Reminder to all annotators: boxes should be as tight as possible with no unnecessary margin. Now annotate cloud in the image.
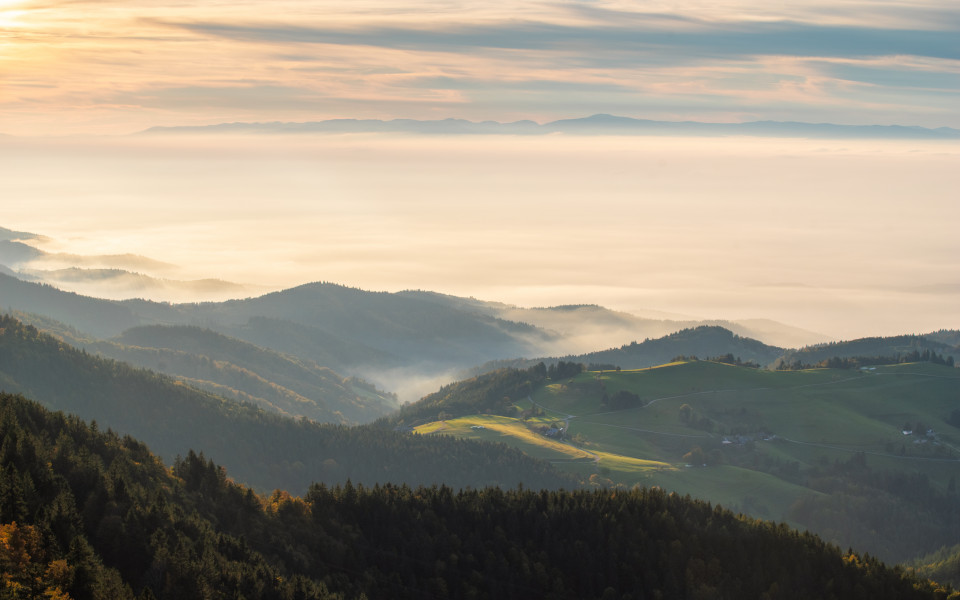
[98,84,330,111]
[165,19,960,62]
[6,1,960,133]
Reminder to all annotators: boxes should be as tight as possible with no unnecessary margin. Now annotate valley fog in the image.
[2,132,958,339]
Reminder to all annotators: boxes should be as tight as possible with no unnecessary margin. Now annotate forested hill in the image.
[780,334,958,368]
[97,324,398,424]
[925,330,960,348]
[0,314,571,494]
[470,325,785,375]
[2,393,954,600]
[386,362,550,427]
[560,326,785,367]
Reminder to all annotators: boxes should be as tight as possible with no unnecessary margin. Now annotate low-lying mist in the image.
[2,132,958,339]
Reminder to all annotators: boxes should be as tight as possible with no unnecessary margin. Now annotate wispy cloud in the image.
[165,18,960,61]
[2,0,959,133]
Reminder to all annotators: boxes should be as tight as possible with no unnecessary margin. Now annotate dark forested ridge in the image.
[2,392,954,600]
[0,314,571,494]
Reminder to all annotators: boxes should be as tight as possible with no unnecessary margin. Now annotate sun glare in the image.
[0,2,26,27]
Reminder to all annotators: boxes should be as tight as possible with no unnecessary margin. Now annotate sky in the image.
[2,0,959,135]
[1,0,959,340]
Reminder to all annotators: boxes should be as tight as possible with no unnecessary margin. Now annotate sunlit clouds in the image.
[1,0,959,135]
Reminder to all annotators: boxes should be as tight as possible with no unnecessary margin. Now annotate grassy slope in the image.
[416,360,960,525]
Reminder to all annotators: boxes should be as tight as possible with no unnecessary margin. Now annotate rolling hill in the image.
[403,358,960,563]
[0,314,572,494]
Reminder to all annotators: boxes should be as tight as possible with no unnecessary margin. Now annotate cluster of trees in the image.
[678,403,715,432]
[602,389,643,410]
[3,391,954,599]
[947,409,960,429]
[547,360,583,380]
[708,353,761,368]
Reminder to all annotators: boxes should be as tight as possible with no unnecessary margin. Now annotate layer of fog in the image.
[2,132,958,340]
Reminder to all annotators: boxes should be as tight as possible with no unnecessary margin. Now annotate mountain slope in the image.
[914,544,960,588]
[2,392,951,600]
[0,272,142,337]
[0,314,571,494]
[101,325,398,423]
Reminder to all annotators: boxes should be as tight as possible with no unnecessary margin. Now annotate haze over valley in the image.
[3,131,958,341]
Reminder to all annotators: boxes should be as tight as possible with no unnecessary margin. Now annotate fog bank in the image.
[2,133,957,339]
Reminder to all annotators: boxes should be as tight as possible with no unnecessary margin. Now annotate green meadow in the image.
[416,360,960,533]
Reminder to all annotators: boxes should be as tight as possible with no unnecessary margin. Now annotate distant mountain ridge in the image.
[141,114,960,139]
[0,234,258,302]
[0,273,556,398]
[399,290,829,350]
